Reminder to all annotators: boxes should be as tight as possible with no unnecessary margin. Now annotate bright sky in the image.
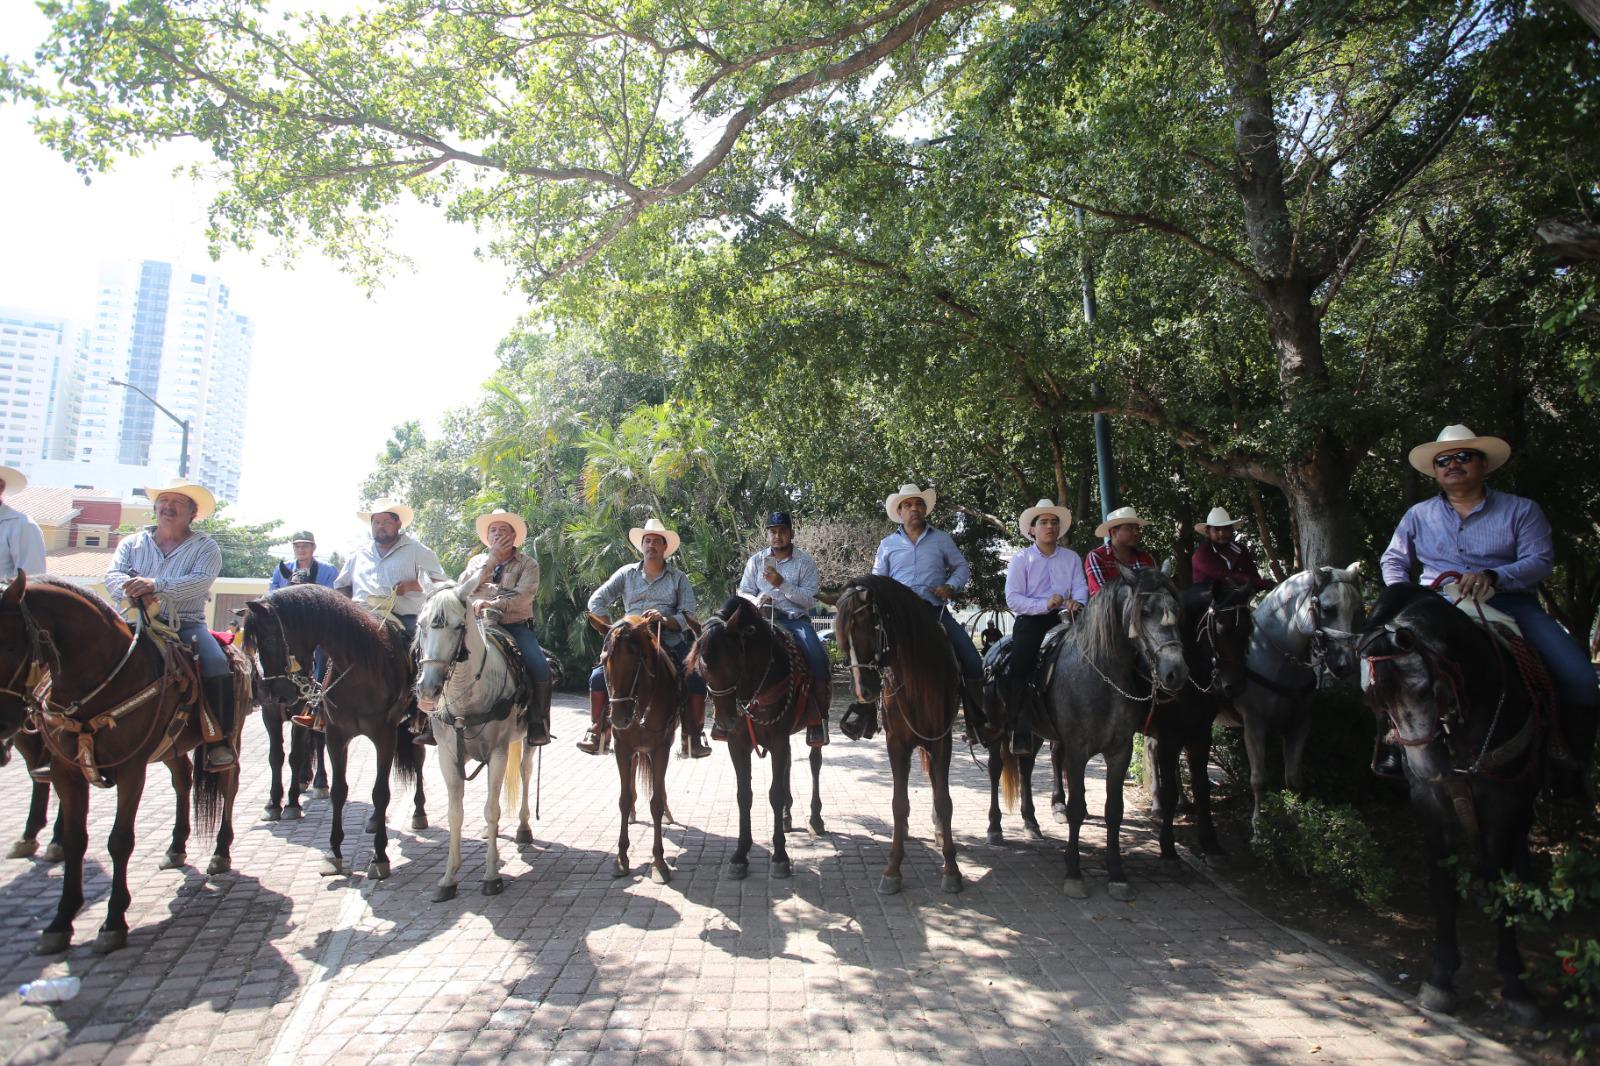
[0,5,531,560]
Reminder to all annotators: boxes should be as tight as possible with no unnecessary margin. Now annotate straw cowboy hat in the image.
[0,466,27,496]
[144,478,216,522]
[1408,424,1511,475]
[356,498,415,529]
[1018,499,1073,539]
[1194,506,1244,535]
[628,517,681,557]
[884,483,936,523]
[1094,506,1148,540]
[475,508,529,548]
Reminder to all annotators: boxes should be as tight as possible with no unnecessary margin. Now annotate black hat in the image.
[766,511,793,529]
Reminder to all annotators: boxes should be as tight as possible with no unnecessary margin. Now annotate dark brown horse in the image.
[689,596,827,881]
[2,730,62,862]
[835,575,963,895]
[587,612,679,883]
[0,573,251,954]
[242,585,425,880]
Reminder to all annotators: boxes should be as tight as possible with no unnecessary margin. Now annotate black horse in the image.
[980,632,1049,846]
[257,688,328,823]
[1360,582,1546,1022]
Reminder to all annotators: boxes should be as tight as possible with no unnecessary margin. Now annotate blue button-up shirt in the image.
[873,526,970,607]
[587,562,698,646]
[1005,543,1088,616]
[335,534,448,617]
[738,546,821,619]
[1380,489,1553,594]
[268,558,339,591]
[104,527,222,626]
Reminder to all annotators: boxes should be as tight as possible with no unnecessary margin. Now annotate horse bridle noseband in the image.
[252,607,346,713]
[601,621,662,732]
[841,592,898,706]
[702,608,805,729]
[1187,600,1250,695]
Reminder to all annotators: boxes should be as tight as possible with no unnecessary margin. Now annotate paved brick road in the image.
[0,695,1519,1064]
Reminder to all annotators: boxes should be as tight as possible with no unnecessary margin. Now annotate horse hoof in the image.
[1061,877,1088,900]
[1505,997,1542,1027]
[877,874,903,896]
[650,863,671,885]
[159,850,186,870]
[42,843,64,863]
[433,884,458,902]
[310,787,329,800]
[261,806,281,822]
[364,814,380,834]
[941,873,963,894]
[1107,881,1135,902]
[366,861,391,881]
[1025,824,1044,841]
[93,929,128,954]
[7,839,38,859]
[808,818,828,836]
[1418,982,1458,1014]
[772,859,792,879]
[35,931,70,955]
[515,826,534,845]
[282,806,304,821]
[411,814,428,832]
[1052,804,1068,824]
[727,861,749,881]
[986,830,1004,846]
[205,856,231,876]
[612,859,630,879]
[319,855,345,877]
[482,877,504,897]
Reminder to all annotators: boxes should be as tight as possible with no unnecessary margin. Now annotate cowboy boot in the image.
[960,676,989,745]
[684,693,712,758]
[1370,728,1405,782]
[577,689,607,755]
[807,708,830,748]
[526,679,553,747]
[202,676,238,772]
[1009,682,1038,755]
[839,701,877,742]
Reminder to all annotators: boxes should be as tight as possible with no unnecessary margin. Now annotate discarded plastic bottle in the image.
[18,976,80,1003]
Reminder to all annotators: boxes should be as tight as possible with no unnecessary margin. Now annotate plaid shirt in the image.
[1084,544,1157,598]
[104,526,222,626]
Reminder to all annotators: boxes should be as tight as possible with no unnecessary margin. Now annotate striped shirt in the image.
[334,534,448,617]
[1084,544,1157,597]
[872,526,970,607]
[104,526,222,626]
[1006,543,1089,616]
[1380,489,1552,593]
[587,562,698,646]
[738,546,821,619]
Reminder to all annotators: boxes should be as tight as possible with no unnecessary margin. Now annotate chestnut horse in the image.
[834,575,963,895]
[588,612,680,883]
[0,573,250,954]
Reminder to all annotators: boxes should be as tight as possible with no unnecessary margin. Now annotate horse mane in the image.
[685,595,758,675]
[837,574,957,696]
[1364,582,1506,720]
[1076,569,1180,666]
[419,587,516,706]
[257,584,412,690]
[29,575,131,636]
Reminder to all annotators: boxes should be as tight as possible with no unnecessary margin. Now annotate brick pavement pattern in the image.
[0,695,1521,1064]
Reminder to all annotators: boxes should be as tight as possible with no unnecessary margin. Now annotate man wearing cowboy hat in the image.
[104,479,236,771]
[580,518,709,758]
[1380,424,1597,783]
[269,531,338,591]
[864,483,987,741]
[737,511,830,747]
[458,509,553,747]
[1000,499,1088,753]
[1084,506,1158,597]
[0,465,46,580]
[1191,507,1275,592]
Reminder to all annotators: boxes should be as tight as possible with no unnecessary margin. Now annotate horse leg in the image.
[1186,734,1224,857]
[95,762,149,953]
[367,735,394,881]
[879,739,913,895]
[515,739,534,844]
[321,737,350,877]
[929,738,962,893]
[1418,820,1463,1015]
[434,731,465,902]
[1104,740,1135,901]
[161,755,192,869]
[807,745,826,836]
[986,740,1005,845]
[1242,708,1273,839]
[1020,747,1042,839]
[411,745,429,831]
[312,730,329,796]
[769,741,793,879]
[648,743,671,884]
[1486,797,1540,1024]
[1152,729,1182,861]
[208,762,240,876]
[284,721,308,818]
[1281,709,1312,796]
[10,779,49,858]
[614,745,634,878]
[39,771,89,954]
[728,741,754,880]
[263,713,285,821]
[481,746,506,896]
[1061,756,1089,899]
[1050,741,1067,823]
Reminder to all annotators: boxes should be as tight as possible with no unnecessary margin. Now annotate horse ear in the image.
[245,599,269,617]
[1340,561,1362,582]
[1126,590,1142,640]
[585,612,611,635]
[1114,561,1136,582]
[2,571,24,604]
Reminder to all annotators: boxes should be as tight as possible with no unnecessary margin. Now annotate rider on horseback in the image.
[102,479,235,771]
[1083,507,1157,597]
[579,518,710,759]
[0,465,46,580]
[1191,507,1276,592]
[736,510,830,747]
[458,509,553,748]
[999,499,1086,755]
[1378,424,1599,786]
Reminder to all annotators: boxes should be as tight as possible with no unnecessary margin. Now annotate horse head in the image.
[1184,580,1254,699]
[1359,583,1461,782]
[688,596,765,711]
[415,584,471,712]
[0,573,37,745]
[1309,562,1365,678]
[242,597,308,707]
[596,614,670,731]
[1124,570,1188,694]
[835,581,888,705]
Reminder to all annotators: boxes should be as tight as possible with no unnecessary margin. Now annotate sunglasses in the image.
[1432,450,1484,469]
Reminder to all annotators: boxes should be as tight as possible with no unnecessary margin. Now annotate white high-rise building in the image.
[76,261,254,503]
[0,308,85,468]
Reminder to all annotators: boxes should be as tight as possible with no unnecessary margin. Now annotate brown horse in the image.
[0,573,251,954]
[587,612,679,883]
[2,730,62,861]
[242,585,425,880]
[834,575,963,895]
[689,596,827,881]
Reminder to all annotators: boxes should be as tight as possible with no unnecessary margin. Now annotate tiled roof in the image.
[42,547,116,579]
[6,486,84,526]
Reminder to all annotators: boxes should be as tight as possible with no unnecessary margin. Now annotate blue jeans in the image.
[590,638,705,694]
[396,613,417,642]
[940,606,984,683]
[777,616,830,688]
[177,621,231,678]
[1489,592,1600,708]
[503,621,552,683]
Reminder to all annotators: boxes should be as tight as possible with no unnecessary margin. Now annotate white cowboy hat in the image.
[884,483,937,523]
[475,508,528,548]
[1408,424,1511,474]
[1018,499,1073,539]
[628,517,681,557]
[0,466,27,496]
[1094,505,1148,539]
[1194,506,1244,535]
[145,478,217,522]
[356,498,415,529]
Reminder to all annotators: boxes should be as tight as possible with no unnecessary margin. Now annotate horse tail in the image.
[634,752,654,803]
[192,750,224,839]
[391,719,422,786]
[1001,752,1020,813]
[504,738,525,813]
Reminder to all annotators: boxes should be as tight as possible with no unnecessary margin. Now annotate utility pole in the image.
[1077,208,1117,519]
[108,378,190,478]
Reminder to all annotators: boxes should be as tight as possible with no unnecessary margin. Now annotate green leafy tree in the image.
[194,506,284,578]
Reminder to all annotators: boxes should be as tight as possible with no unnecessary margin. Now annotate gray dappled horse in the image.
[1036,568,1188,901]
[415,585,534,902]
[1230,563,1364,832]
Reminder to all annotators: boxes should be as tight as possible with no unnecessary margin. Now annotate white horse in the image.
[415,585,534,901]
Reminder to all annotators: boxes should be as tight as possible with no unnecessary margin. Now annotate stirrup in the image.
[687,733,712,759]
[526,719,551,747]
[839,702,877,742]
[1008,730,1033,756]
[807,723,829,748]
[577,727,604,755]
[205,743,238,773]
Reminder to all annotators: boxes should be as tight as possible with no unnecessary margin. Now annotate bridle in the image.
[1083,583,1185,705]
[250,606,346,715]
[1187,599,1251,695]
[839,590,898,707]
[701,606,807,730]
[601,621,659,732]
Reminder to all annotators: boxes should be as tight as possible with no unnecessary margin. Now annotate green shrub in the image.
[1252,790,1394,909]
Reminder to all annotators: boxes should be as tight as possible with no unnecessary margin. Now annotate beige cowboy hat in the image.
[356,498,415,529]
[884,483,937,523]
[0,466,27,496]
[1018,498,1073,539]
[144,478,217,521]
[628,517,681,557]
[1408,424,1511,475]
[1194,506,1245,535]
[1094,505,1148,540]
[475,508,528,548]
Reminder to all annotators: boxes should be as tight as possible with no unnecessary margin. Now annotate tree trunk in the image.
[1282,471,1363,570]
[1562,0,1600,40]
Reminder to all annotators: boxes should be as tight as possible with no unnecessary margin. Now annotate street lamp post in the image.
[108,378,190,478]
